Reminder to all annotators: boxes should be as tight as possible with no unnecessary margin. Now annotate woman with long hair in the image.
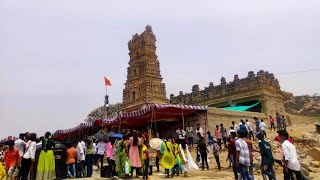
[128,131,142,178]
[36,132,55,180]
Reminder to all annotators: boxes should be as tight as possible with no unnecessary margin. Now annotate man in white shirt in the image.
[231,121,238,133]
[77,140,86,178]
[186,124,194,147]
[196,124,204,138]
[235,130,251,180]
[245,119,254,140]
[228,126,236,136]
[20,133,37,180]
[15,133,26,158]
[259,119,267,138]
[177,127,186,144]
[95,140,106,169]
[278,130,307,180]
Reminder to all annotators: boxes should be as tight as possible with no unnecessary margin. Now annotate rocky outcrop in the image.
[283,92,320,116]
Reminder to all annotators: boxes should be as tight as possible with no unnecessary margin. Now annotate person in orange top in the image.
[66,142,77,179]
[4,140,21,179]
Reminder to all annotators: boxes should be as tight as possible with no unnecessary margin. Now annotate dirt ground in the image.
[87,116,320,180]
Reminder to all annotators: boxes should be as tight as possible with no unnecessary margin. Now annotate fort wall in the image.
[170,70,286,116]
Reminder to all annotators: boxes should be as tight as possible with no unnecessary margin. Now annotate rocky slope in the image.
[283,92,320,116]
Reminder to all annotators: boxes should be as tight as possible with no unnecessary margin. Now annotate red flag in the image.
[104,76,112,86]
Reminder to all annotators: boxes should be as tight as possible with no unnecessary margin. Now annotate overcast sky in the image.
[1,0,319,138]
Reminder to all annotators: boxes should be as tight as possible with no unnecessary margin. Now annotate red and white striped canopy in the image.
[0,136,18,144]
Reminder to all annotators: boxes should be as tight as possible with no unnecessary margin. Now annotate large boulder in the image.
[308,148,320,161]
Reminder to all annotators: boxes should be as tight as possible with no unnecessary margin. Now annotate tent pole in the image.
[182,110,185,130]
[150,106,154,130]
[154,110,157,137]
[119,113,122,133]
[154,109,158,138]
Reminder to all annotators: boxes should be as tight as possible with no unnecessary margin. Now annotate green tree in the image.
[85,103,122,123]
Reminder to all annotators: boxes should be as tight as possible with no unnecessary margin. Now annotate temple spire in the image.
[123,26,168,108]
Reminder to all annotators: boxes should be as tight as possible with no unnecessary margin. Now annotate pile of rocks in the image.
[300,148,320,179]
[296,130,320,179]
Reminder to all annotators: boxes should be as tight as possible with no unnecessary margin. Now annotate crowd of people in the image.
[0,112,307,180]
[0,132,56,180]
[178,113,306,180]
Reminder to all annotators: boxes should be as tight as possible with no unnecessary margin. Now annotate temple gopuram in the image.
[122,25,168,110]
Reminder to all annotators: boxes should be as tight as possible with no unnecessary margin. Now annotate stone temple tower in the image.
[122,25,168,108]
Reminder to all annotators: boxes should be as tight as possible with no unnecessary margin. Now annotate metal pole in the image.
[119,113,122,133]
[182,110,185,130]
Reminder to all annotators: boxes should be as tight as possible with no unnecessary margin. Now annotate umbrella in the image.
[106,132,114,137]
[111,134,123,139]
[149,138,164,151]
[94,131,109,141]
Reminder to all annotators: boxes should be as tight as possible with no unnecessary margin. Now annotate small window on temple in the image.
[136,52,139,56]
[132,91,136,101]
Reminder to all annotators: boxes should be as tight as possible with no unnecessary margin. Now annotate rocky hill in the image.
[283,92,320,116]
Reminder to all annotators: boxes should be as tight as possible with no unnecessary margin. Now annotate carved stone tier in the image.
[170,70,285,116]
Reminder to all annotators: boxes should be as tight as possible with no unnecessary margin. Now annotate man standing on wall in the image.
[186,123,194,148]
